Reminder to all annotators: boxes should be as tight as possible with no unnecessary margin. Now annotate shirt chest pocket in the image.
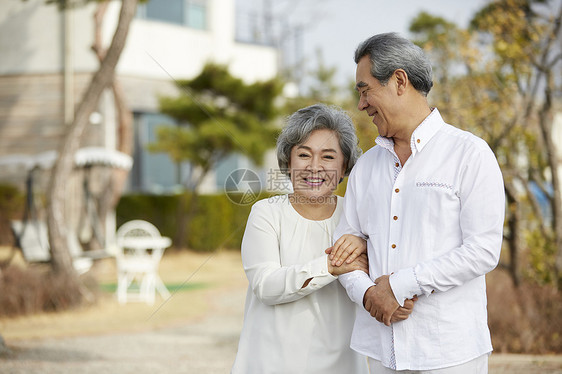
[413,179,460,225]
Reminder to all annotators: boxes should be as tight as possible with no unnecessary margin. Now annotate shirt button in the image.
[395,188,399,193]
[417,139,421,143]
[391,244,396,249]
[395,162,399,167]
[393,216,398,221]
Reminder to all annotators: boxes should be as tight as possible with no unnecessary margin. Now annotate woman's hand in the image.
[328,253,369,276]
[327,234,367,267]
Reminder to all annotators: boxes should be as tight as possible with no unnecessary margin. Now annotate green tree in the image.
[409,0,562,287]
[149,63,283,248]
[470,0,562,287]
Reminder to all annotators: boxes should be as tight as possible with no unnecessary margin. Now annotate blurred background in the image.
[0,0,560,366]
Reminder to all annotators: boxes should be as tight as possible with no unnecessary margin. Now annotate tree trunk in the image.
[46,0,138,277]
[97,81,134,237]
[0,333,8,355]
[504,182,521,287]
[174,165,212,248]
[91,1,134,248]
[536,69,562,288]
[535,5,562,289]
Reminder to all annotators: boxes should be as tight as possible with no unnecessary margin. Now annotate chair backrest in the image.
[116,220,161,240]
[11,219,50,262]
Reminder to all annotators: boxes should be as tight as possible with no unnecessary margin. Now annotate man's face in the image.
[355,55,396,138]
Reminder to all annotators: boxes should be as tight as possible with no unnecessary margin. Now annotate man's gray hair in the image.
[277,103,361,177]
[354,32,433,96]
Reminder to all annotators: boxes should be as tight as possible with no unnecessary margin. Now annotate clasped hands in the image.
[326,234,416,326]
[363,275,417,326]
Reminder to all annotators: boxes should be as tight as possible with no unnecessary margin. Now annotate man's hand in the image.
[363,275,400,326]
[390,296,417,323]
[328,253,369,276]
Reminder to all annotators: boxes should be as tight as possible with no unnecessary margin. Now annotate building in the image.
[0,0,280,194]
[0,0,283,248]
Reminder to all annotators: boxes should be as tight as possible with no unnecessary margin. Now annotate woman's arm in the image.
[242,202,338,306]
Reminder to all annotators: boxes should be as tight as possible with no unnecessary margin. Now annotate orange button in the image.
[391,244,396,249]
[395,188,399,193]
[393,216,398,221]
[395,162,399,167]
[417,139,421,143]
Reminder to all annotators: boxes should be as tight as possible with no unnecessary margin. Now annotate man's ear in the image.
[394,69,408,96]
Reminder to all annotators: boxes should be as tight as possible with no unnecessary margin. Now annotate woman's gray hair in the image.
[354,32,433,96]
[276,103,361,177]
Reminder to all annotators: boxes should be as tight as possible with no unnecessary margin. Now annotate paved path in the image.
[1,282,561,373]
[0,280,245,374]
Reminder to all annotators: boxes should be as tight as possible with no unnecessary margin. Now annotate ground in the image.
[0,250,561,373]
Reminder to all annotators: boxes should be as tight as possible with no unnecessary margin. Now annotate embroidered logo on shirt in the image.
[415,181,454,190]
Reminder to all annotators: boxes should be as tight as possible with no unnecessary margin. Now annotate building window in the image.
[138,0,207,30]
[130,112,191,193]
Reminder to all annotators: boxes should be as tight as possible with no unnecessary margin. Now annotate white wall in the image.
[115,0,278,82]
[0,0,277,83]
[0,0,97,75]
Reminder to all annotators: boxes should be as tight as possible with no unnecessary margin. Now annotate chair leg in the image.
[140,273,156,305]
[155,277,171,299]
[117,272,128,304]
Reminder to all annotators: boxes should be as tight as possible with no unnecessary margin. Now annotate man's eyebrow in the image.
[355,81,368,91]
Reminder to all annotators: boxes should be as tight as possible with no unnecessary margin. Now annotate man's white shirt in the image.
[336,109,505,371]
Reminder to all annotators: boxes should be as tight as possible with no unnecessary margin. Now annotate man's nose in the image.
[357,95,368,111]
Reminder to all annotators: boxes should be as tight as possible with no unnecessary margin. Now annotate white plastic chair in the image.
[115,220,171,304]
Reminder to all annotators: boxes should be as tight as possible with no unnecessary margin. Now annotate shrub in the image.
[116,192,264,251]
[0,265,84,317]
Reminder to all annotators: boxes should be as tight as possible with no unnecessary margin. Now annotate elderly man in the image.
[333,32,505,373]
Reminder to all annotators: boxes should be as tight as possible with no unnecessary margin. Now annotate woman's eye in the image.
[298,153,310,158]
[324,155,335,160]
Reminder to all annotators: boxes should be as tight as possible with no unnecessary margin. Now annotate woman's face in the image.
[289,128,346,202]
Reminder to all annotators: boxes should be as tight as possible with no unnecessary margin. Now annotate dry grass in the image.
[0,248,246,341]
[487,268,562,354]
[2,245,561,356]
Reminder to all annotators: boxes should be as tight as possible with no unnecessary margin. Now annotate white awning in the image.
[0,148,133,171]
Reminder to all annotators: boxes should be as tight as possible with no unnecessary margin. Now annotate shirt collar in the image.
[375,108,445,156]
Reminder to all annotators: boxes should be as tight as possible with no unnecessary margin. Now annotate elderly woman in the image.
[231,104,370,373]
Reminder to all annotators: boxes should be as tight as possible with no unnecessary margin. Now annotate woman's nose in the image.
[307,155,322,171]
